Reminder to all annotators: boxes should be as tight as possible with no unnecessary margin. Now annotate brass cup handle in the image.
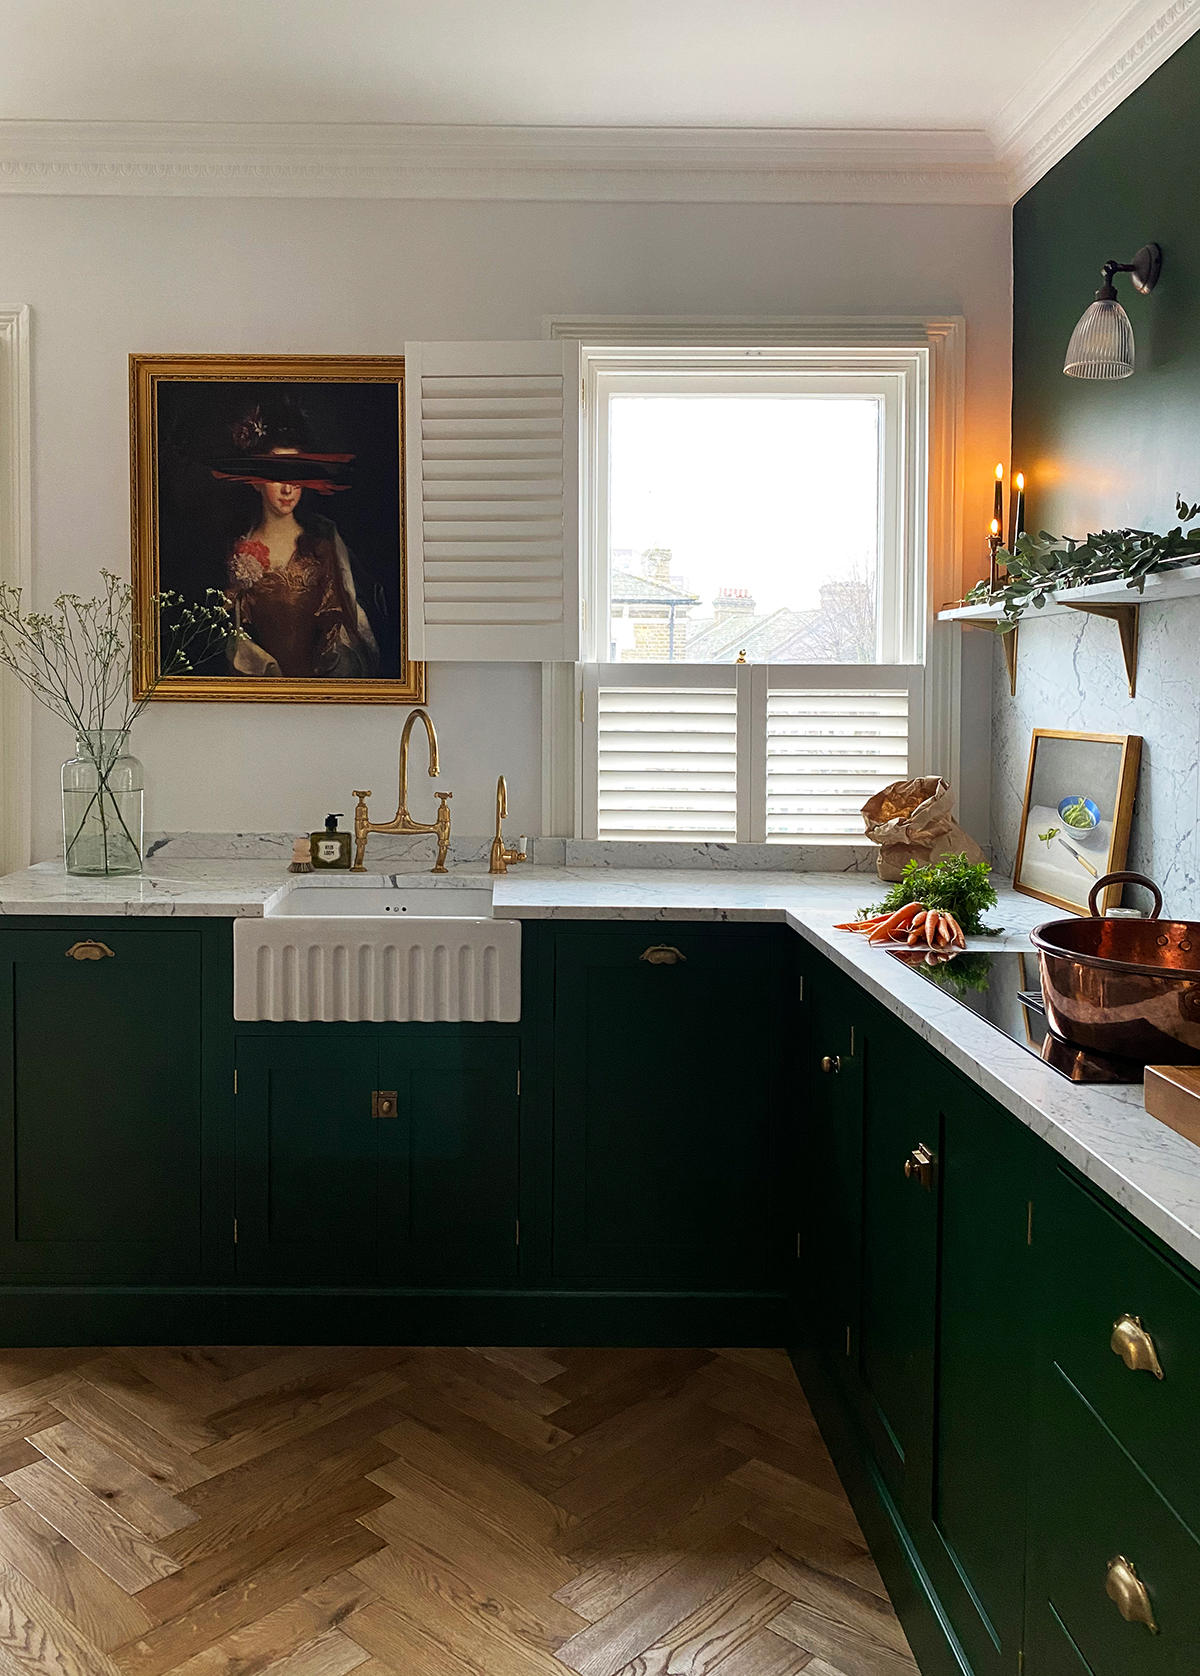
[65,941,115,961]
[371,1090,397,1118]
[640,945,686,966]
[1111,1313,1164,1379]
[904,1143,936,1191]
[821,1055,842,1074]
[1106,1555,1159,1633]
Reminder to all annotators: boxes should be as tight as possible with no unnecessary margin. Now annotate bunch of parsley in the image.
[865,853,1001,936]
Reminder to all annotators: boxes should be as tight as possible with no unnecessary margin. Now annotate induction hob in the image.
[888,947,1145,1084]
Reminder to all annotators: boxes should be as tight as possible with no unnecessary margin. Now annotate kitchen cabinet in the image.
[234,1032,519,1287]
[0,924,210,1285]
[549,922,790,1288]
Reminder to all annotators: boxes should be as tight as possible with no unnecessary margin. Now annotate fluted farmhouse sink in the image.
[233,877,520,1023]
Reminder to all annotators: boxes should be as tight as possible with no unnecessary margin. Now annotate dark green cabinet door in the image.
[0,927,203,1284]
[234,1037,382,1285]
[927,1064,1036,1676]
[799,959,864,1395]
[552,925,782,1286]
[855,1008,940,1516]
[379,1036,519,1285]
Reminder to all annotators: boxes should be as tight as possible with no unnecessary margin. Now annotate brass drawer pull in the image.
[1106,1555,1159,1633]
[640,945,686,966]
[1111,1314,1164,1379]
[904,1143,936,1191]
[371,1090,397,1118]
[65,941,115,961]
[821,1055,841,1074]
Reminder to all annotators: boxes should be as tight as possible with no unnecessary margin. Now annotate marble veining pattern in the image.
[990,596,1200,915]
[3,858,1199,1274]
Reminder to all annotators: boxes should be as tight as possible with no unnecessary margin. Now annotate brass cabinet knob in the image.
[821,1055,841,1074]
[65,940,114,961]
[640,945,686,966]
[1110,1314,1164,1379]
[904,1143,936,1190]
[1106,1555,1159,1633]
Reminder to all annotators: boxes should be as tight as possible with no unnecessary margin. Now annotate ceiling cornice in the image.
[0,5,1193,208]
[995,0,1200,199]
[0,120,1008,204]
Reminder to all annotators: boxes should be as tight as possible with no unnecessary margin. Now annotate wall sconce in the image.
[1064,243,1161,379]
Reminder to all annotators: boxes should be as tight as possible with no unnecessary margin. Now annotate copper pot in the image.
[1032,872,1200,1065]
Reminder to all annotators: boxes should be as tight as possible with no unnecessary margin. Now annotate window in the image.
[578,343,930,844]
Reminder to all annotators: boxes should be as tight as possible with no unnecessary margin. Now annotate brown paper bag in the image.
[861,776,988,882]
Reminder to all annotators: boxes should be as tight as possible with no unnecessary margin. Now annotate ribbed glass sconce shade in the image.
[1064,298,1135,378]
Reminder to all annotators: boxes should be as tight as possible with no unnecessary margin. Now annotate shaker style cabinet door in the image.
[550,924,782,1287]
[377,1036,520,1286]
[0,926,204,1284]
[234,1037,383,1286]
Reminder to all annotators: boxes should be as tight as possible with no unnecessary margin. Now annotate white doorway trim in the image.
[0,305,32,875]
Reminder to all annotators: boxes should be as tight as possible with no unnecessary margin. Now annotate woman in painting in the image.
[211,399,380,679]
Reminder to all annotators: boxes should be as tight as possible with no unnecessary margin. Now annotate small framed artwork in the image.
[1013,729,1142,914]
[130,353,425,703]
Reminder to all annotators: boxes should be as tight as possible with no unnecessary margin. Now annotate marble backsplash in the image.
[989,593,1200,917]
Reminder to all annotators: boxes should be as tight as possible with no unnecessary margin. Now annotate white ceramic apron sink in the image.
[233,878,521,1023]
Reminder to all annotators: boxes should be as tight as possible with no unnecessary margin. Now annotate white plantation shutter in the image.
[764,669,922,842]
[405,341,581,661]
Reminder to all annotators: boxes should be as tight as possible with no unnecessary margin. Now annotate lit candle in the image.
[993,463,1005,541]
[989,517,1002,590]
[1014,472,1026,541]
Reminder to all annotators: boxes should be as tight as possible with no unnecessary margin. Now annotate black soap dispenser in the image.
[310,813,351,871]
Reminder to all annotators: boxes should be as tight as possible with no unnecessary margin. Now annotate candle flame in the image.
[995,463,1004,480]
[990,518,1000,536]
[1016,472,1025,491]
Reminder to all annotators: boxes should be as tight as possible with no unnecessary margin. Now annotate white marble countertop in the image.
[4,858,1199,1275]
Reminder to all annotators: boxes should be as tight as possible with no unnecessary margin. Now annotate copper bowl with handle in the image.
[1031,872,1200,1065]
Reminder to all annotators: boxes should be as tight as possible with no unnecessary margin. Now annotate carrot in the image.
[924,909,939,946]
[868,902,924,944]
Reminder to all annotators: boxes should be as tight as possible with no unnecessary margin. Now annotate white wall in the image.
[0,194,1011,858]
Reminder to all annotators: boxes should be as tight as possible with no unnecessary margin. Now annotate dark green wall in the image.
[1013,32,1200,537]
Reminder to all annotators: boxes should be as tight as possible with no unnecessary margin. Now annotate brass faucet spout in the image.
[351,708,452,874]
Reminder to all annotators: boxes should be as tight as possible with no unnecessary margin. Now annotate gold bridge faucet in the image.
[489,775,527,875]
[351,708,452,874]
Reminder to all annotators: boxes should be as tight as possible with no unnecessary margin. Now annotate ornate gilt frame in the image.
[130,353,425,704]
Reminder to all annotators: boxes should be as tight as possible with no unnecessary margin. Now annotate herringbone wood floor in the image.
[0,1345,917,1676]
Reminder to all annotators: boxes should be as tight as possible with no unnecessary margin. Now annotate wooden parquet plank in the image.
[48,1386,213,1495]
[0,1461,179,1592]
[31,1422,199,1539]
[340,1599,475,1676]
[553,1397,725,1522]
[710,1352,796,1386]
[418,1369,572,1452]
[112,1521,384,1676]
[726,1461,863,1545]
[714,1424,847,1500]
[77,1360,220,1455]
[610,1573,792,1676]
[0,1501,155,1652]
[373,1418,568,1550]
[194,1371,409,1477]
[347,1547,569,1676]
[737,1505,875,1596]
[754,1553,912,1657]
[702,1386,824,1456]
[0,1353,88,1396]
[557,1442,747,1565]
[415,1349,570,1417]
[253,1628,369,1676]
[201,1351,352,1414]
[471,1347,568,1384]
[161,1569,377,1676]
[114,1352,236,1419]
[554,1482,759,1624]
[390,1385,566,1491]
[708,1628,812,1675]
[555,1524,776,1676]
[547,1351,716,1438]
[769,1602,919,1676]
[0,1445,40,1479]
[0,1553,125,1676]
[0,1376,80,1450]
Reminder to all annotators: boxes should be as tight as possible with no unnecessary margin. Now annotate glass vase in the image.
[61,730,144,876]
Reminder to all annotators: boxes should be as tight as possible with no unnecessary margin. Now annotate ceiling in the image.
[0,0,1193,202]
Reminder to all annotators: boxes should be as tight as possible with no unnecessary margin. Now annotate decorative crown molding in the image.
[0,120,1008,204]
[995,0,1200,198]
[0,4,1194,207]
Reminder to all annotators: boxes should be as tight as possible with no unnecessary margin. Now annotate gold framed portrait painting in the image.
[1013,729,1142,914]
[131,354,424,703]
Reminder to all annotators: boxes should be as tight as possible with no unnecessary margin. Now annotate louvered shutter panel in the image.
[765,682,912,841]
[405,341,581,661]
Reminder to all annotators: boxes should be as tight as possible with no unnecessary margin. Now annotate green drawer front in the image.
[1041,1166,1200,1534]
[1027,1364,1200,1675]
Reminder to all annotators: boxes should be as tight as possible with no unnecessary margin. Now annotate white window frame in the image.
[540,318,965,844]
[0,306,32,875]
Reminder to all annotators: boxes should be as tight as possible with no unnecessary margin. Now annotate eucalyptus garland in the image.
[964,494,1200,630]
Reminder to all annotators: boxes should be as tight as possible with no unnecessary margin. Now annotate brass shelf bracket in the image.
[1063,601,1139,697]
